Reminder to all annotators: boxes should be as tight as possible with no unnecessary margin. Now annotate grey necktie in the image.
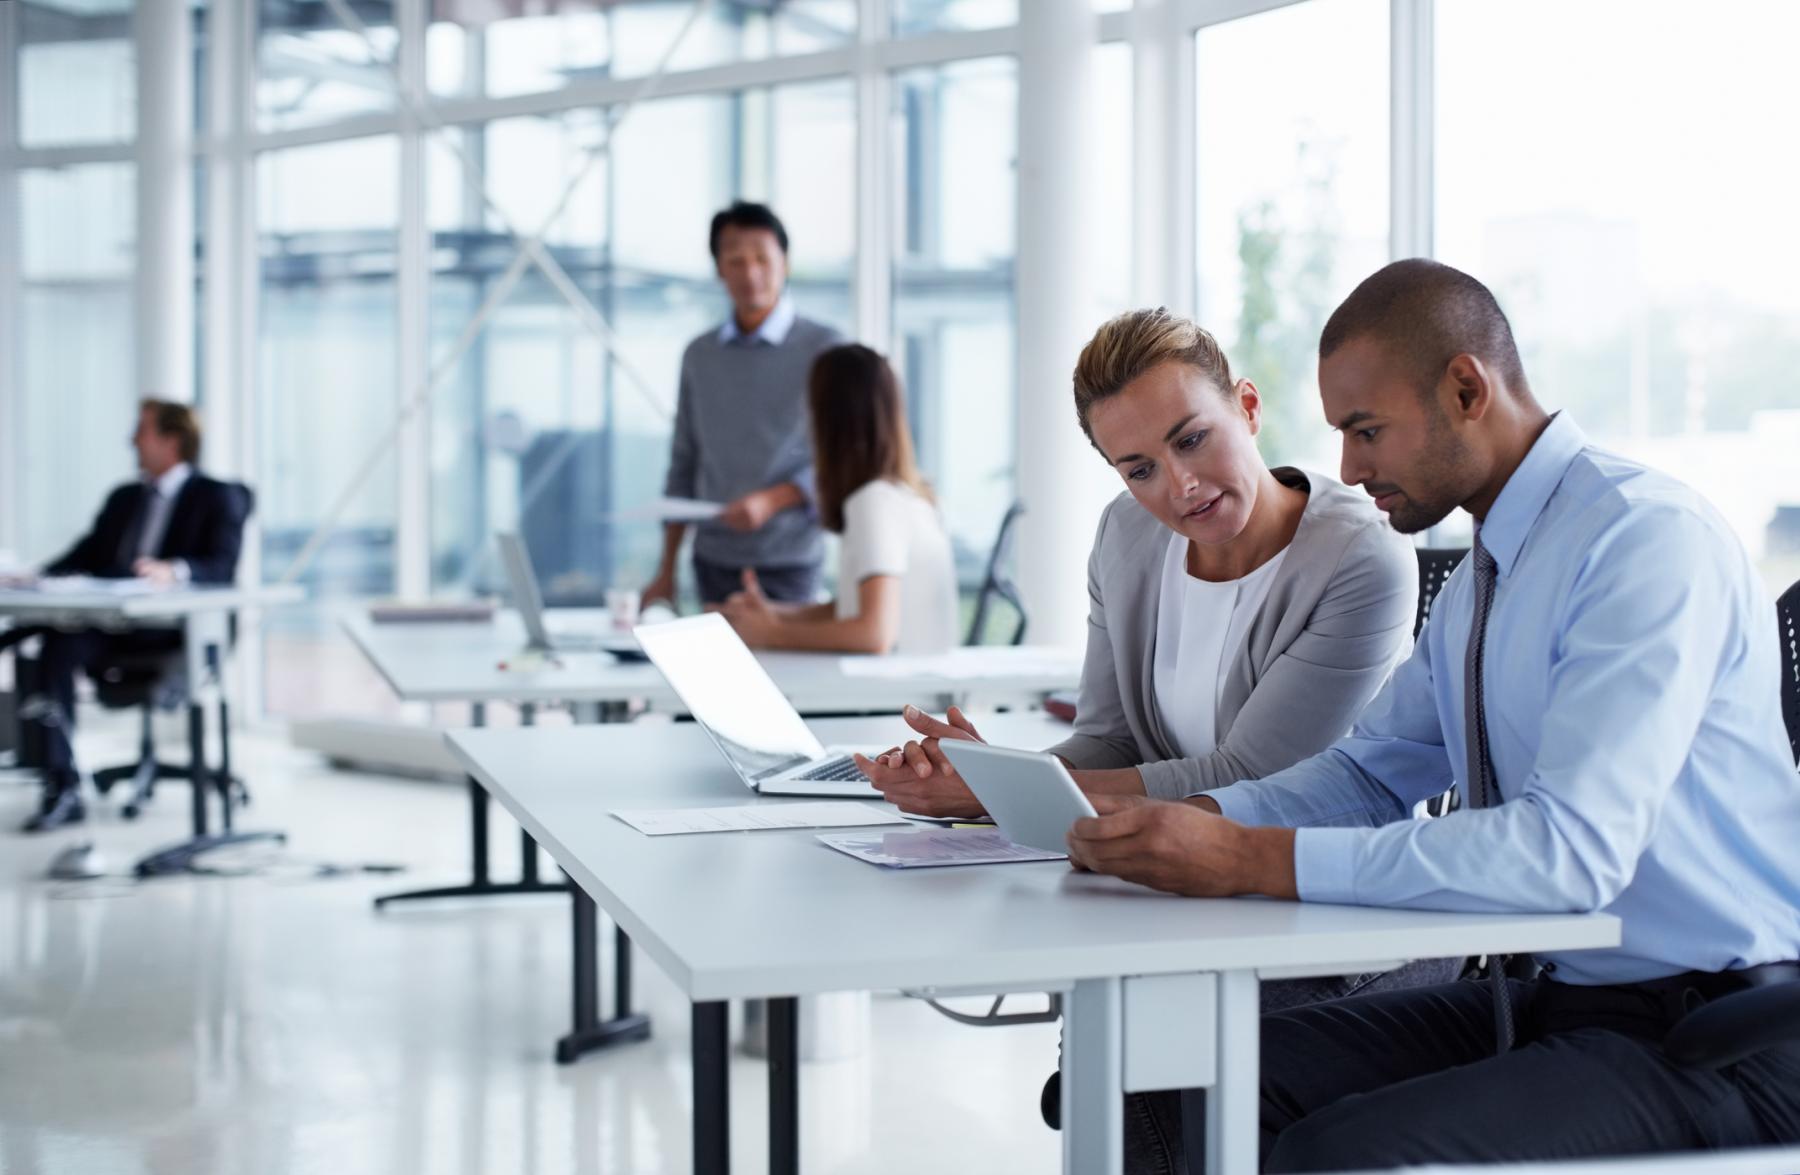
[1464,533,1515,1052]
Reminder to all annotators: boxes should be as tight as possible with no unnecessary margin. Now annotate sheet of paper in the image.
[608,496,725,524]
[835,646,1081,681]
[34,576,162,596]
[817,826,1067,868]
[614,801,909,837]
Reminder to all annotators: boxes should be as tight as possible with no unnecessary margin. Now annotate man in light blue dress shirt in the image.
[1068,260,1800,1169]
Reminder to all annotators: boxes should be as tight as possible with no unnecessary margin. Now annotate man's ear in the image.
[1442,353,1495,423]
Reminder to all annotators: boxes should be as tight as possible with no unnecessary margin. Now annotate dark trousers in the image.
[29,628,181,782]
[692,556,820,607]
[1134,972,1800,1173]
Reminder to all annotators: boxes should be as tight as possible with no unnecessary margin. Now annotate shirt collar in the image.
[148,462,192,500]
[1473,412,1585,577]
[718,296,796,347]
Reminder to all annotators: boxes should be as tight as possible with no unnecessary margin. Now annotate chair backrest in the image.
[226,480,256,521]
[966,500,1028,647]
[1778,579,1800,766]
[1414,547,1467,638]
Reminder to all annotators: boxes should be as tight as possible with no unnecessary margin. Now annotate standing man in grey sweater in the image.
[643,202,845,608]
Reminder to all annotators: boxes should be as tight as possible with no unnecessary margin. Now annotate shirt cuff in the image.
[1293,828,1362,904]
[1201,782,1261,824]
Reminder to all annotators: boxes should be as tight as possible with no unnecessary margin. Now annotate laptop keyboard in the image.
[792,756,868,783]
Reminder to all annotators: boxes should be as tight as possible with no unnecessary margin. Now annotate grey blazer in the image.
[1045,468,1418,799]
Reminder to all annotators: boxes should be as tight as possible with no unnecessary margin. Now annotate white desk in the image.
[0,583,302,854]
[344,608,1081,1063]
[343,609,1080,712]
[448,718,1622,1175]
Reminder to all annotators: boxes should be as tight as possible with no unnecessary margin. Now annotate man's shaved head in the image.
[1319,258,1527,396]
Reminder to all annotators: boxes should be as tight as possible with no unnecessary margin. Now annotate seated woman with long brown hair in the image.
[720,343,958,655]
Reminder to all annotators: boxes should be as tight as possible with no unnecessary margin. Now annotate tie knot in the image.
[1472,536,1497,579]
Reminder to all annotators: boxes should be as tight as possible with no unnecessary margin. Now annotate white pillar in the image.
[203,0,243,474]
[394,0,431,600]
[1015,0,1105,646]
[135,0,195,402]
[1129,0,1186,311]
[852,0,893,352]
[1389,0,1434,260]
[0,2,20,557]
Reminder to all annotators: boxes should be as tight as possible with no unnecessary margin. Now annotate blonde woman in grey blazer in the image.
[859,308,1417,818]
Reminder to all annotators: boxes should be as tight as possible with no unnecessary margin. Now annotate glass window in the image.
[256,0,397,132]
[13,164,137,566]
[426,81,854,608]
[892,0,1016,36]
[1436,0,1800,590]
[1194,0,1389,472]
[892,57,1018,612]
[17,0,137,147]
[425,0,855,101]
[256,136,401,718]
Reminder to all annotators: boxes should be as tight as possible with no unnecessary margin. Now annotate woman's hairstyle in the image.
[807,343,930,533]
[1071,308,1235,449]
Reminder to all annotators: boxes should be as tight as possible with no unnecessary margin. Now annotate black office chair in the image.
[1414,547,1467,639]
[1416,548,1467,818]
[90,482,256,822]
[1778,578,1799,766]
[966,501,1028,647]
[90,654,219,818]
[1662,577,1800,1070]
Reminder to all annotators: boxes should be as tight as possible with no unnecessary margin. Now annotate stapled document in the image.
[817,826,1067,868]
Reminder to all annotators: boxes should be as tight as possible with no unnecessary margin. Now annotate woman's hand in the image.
[854,705,990,819]
[719,569,780,645]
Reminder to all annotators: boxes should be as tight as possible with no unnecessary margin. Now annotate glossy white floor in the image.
[0,714,1063,1175]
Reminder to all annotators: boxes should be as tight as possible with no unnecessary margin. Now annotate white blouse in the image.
[835,479,960,655]
[1151,532,1288,759]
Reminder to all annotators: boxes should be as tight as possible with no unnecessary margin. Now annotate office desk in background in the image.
[0,583,303,842]
[449,718,1621,1175]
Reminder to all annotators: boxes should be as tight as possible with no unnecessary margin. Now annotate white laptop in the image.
[495,531,642,658]
[633,613,879,798]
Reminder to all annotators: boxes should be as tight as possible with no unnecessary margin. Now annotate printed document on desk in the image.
[614,801,909,836]
[818,826,1066,868]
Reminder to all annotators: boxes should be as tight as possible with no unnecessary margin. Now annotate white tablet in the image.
[938,740,1098,856]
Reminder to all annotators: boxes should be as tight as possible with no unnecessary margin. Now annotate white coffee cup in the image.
[606,587,641,631]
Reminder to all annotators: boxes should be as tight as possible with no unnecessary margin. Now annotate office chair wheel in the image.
[1040,1070,1060,1130]
[122,802,143,821]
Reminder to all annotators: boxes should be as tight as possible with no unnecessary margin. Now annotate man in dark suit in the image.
[15,400,248,831]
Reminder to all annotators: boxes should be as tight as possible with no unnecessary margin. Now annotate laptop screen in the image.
[495,532,553,650]
[634,613,826,782]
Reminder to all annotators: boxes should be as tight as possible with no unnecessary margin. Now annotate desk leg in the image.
[554,882,650,1063]
[551,701,654,1062]
[1063,977,1123,1175]
[1205,970,1259,1175]
[374,702,568,908]
[693,1001,731,1175]
[768,996,799,1175]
